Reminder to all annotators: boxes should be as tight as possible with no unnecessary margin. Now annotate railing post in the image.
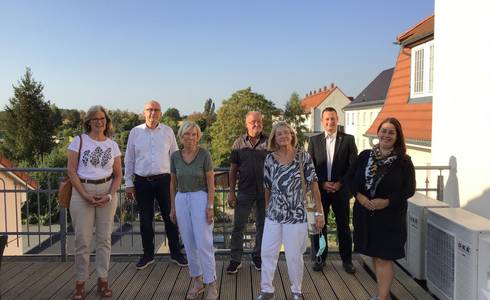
[436,175,444,201]
[60,207,67,262]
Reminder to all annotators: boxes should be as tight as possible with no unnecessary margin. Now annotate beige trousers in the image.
[69,180,117,282]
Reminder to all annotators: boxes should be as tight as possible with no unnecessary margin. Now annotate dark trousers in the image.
[134,174,181,259]
[311,189,352,263]
[230,193,265,262]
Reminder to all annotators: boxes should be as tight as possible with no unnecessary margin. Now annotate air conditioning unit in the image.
[397,193,448,280]
[426,208,490,300]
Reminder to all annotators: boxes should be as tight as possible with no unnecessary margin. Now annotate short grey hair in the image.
[177,120,203,141]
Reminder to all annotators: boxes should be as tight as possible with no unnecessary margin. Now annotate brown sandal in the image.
[73,282,85,300]
[97,278,113,298]
[187,276,205,299]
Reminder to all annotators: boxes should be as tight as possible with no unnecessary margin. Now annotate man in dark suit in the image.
[308,107,358,273]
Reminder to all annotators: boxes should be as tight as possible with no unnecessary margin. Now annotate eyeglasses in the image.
[145,108,161,113]
[91,117,106,122]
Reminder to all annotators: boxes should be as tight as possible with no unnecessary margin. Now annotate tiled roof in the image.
[366,16,434,143]
[301,85,336,111]
[397,15,434,47]
[301,83,351,112]
[345,68,394,109]
[0,154,39,189]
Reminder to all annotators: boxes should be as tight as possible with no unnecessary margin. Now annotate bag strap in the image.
[76,135,82,170]
[298,151,307,204]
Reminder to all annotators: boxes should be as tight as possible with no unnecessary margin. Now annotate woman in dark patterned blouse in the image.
[256,122,324,300]
[347,118,415,300]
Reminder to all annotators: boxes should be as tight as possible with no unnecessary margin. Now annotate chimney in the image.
[324,86,328,91]
[330,83,335,89]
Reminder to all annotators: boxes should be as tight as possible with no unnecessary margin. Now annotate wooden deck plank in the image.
[219,262,237,300]
[300,263,321,300]
[48,263,96,299]
[118,263,155,300]
[100,262,138,299]
[277,260,292,299]
[250,261,261,300]
[273,267,287,300]
[152,262,180,299]
[134,262,169,300]
[331,260,370,300]
[16,262,72,299]
[323,261,355,300]
[305,262,337,300]
[236,263,253,300]
[0,262,16,273]
[352,260,377,297]
[393,263,434,300]
[2,262,57,299]
[172,266,192,299]
[360,255,416,300]
[1,256,434,300]
[35,263,76,299]
[0,261,32,284]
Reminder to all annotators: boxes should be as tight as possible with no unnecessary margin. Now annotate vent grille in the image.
[427,223,455,299]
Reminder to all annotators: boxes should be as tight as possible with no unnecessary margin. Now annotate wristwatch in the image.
[314,212,323,217]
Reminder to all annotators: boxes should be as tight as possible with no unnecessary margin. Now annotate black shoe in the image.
[312,260,325,272]
[170,254,188,267]
[342,262,356,274]
[252,256,261,271]
[136,256,155,270]
[226,260,242,274]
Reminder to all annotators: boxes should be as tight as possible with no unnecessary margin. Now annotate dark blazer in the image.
[308,131,358,199]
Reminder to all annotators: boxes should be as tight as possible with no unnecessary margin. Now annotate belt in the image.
[134,173,169,181]
[79,175,113,185]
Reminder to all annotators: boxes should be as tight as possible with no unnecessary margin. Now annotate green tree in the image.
[283,92,308,148]
[162,107,181,133]
[209,88,279,166]
[0,68,58,164]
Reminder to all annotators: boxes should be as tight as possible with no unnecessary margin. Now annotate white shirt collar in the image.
[324,131,337,140]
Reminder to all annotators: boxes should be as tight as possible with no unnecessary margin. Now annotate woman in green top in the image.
[170,121,217,300]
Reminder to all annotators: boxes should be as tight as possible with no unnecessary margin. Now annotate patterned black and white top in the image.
[264,151,318,224]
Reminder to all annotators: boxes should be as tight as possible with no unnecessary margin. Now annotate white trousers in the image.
[175,191,216,284]
[70,180,117,282]
[260,219,308,294]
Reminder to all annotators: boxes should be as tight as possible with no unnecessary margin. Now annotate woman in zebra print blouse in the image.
[256,121,324,300]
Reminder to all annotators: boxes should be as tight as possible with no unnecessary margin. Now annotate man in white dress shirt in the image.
[125,100,188,269]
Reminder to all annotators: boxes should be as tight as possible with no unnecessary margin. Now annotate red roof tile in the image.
[301,84,351,112]
[0,154,39,189]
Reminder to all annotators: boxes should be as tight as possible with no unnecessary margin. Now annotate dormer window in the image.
[410,41,434,101]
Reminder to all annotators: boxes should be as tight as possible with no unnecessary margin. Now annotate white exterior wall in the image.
[433,0,490,217]
[407,145,435,199]
[344,107,382,151]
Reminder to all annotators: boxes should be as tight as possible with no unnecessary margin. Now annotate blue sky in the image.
[0,1,434,115]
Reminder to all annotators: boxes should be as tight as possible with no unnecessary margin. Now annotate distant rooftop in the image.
[345,67,394,110]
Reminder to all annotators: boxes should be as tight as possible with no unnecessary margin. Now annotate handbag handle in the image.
[76,135,83,170]
[298,151,308,205]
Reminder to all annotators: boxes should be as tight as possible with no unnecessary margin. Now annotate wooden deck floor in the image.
[0,255,433,300]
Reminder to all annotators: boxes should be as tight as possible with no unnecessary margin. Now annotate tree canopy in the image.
[209,88,279,166]
[0,68,59,164]
[283,92,308,148]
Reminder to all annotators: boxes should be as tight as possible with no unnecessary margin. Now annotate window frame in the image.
[410,40,434,100]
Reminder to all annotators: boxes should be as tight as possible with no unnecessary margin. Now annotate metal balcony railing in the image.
[0,165,450,260]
